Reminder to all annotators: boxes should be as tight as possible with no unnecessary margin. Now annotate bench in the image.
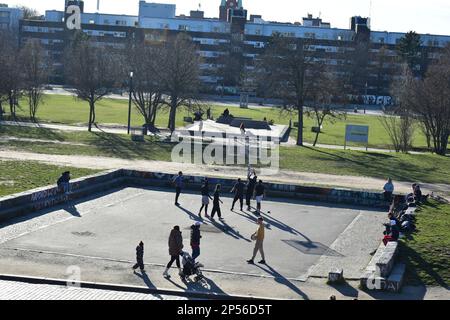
[183,117,193,123]
[376,241,398,277]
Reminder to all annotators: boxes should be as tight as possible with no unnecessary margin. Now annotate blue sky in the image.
[4,0,450,35]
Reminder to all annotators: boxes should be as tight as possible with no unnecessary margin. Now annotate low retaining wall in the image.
[0,169,391,223]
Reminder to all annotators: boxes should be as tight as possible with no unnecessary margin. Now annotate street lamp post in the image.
[127,71,134,135]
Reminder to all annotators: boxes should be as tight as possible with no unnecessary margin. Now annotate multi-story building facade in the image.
[0,4,23,31]
[12,0,450,103]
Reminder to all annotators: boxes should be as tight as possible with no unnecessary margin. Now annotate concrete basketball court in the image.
[0,186,386,286]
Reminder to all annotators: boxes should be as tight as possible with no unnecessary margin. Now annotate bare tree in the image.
[65,37,119,132]
[255,35,317,146]
[15,5,40,19]
[383,65,416,153]
[126,42,165,132]
[305,70,346,146]
[0,31,22,120]
[20,39,48,121]
[159,34,202,132]
[392,50,450,155]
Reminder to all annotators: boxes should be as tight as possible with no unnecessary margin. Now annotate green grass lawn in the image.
[2,125,449,185]
[399,199,450,287]
[2,94,439,151]
[0,160,99,197]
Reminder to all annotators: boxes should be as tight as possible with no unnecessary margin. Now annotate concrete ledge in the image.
[386,263,406,293]
[376,242,398,277]
[0,168,392,224]
[0,273,261,300]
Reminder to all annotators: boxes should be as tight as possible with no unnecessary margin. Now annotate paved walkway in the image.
[1,120,412,153]
[0,149,448,199]
[0,279,187,300]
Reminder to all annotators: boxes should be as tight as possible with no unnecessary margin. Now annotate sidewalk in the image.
[0,149,448,199]
[1,120,427,154]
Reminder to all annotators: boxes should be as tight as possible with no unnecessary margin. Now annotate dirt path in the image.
[1,149,448,199]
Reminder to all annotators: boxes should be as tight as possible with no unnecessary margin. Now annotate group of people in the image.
[174,169,267,219]
[132,168,269,279]
[381,178,425,245]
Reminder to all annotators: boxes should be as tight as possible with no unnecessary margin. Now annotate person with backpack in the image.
[173,171,184,206]
[132,241,145,272]
[246,171,257,210]
[190,222,202,261]
[211,184,224,220]
[230,178,245,211]
[163,226,184,278]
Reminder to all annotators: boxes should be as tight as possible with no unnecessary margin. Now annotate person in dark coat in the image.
[132,241,145,272]
[190,221,202,261]
[246,171,257,210]
[231,178,245,211]
[57,171,71,194]
[173,171,183,206]
[211,184,224,220]
[163,226,184,278]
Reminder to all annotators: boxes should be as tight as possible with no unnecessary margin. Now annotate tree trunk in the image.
[168,95,177,132]
[296,104,304,146]
[88,101,93,132]
[8,92,15,120]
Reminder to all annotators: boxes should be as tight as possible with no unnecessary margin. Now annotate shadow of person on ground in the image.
[177,205,203,221]
[208,218,251,242]
[64,202,81,217]
[133,270,164,300]
[254,263,309,300]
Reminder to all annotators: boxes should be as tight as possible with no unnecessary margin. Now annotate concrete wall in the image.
[0,169,390,223]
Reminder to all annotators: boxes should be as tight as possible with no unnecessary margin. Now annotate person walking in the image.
[190,221,202,261]
[254,180,266,215]
[247,217,266,265]
[132,241,145,272]
[246,171,257,210]
[211,184,224,220]
[173,171,184,206]
[230,178,245,211]
[163,226,184,278]
[198,178,212,219]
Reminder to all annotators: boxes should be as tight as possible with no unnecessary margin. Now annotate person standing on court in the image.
[190,221,202,261]
[132,241,145,272]
[254,180,266,215]
[198,178,212,219]
[247,217,266,265]
[211,184,224,220]
[163,226,184,278]
[230,178,245,211]
[246,171,257,210]
[173,171,184,206]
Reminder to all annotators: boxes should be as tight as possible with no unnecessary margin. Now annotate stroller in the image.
[180,251,204,282]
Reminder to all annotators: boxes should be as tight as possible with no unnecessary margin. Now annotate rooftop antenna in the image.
[97,0,100,12]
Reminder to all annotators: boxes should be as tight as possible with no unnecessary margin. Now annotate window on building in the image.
[179,25,188,31]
